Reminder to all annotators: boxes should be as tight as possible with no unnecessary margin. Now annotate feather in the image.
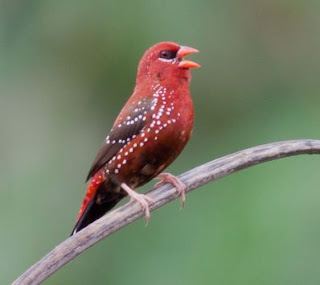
[86,98,152,180]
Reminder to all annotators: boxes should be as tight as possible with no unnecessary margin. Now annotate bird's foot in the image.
[121,183,154,225]
[155,173,186,209]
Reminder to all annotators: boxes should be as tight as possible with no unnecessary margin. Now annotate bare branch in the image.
[12,139,320,285]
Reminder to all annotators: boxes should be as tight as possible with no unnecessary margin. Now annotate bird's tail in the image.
[71,171,124,236]
[70,196,119,236]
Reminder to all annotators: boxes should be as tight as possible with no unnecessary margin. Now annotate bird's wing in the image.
[86,98,152,181]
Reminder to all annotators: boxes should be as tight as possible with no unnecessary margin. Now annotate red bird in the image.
[71,42,200,235]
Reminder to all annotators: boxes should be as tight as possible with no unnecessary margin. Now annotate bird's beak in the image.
[178,46,200,69]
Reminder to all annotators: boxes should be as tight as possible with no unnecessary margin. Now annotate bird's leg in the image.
[154,173,186,209]
[121,183,154,225]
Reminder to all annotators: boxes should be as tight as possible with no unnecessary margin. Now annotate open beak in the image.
[177,46,200,69]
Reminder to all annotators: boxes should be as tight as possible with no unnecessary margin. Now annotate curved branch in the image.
[13,139,320,285]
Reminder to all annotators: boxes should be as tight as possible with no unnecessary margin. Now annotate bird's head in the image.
[136,42,200,86]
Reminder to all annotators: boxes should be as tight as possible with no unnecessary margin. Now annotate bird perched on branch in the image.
[71,42,200,235]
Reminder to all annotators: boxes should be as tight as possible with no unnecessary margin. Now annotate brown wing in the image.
[86,98,152,181]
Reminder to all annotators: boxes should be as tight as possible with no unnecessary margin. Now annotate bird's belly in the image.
[108,122,192,189]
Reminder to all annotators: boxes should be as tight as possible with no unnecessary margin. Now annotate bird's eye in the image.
[159,50,176,60]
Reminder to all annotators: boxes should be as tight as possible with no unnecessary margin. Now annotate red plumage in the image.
[71,42,200,235]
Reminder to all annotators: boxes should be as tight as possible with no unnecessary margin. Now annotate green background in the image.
[1,0,320,284]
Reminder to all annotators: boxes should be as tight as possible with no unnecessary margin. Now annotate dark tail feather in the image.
[70,198,119,236]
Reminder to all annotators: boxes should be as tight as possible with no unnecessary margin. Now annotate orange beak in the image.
[177,46,200,69]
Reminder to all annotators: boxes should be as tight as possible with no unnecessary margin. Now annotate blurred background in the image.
[1,0,320,284]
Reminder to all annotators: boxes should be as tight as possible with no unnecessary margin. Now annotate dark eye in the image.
[159,50,176,60]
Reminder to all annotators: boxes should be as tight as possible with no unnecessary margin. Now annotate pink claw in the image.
[155,173,186,209]
[121,183,154,225]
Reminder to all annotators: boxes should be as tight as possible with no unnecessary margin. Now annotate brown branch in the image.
[12,139,320,285]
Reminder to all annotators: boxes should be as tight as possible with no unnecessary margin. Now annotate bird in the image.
[71,42,200,235]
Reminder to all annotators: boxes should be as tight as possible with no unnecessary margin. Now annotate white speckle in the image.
[157,121,161,125]
[147,128,151,132]
[166,112,170,115]
[138,101,142,105]
[112,140,116,144]
[106,169,110,174]
[115,169,119,174]
[133,143,137,148]
[118,124,122,128]
[123,159,127,164]
[117,163,121,168]
[155,129,159,134]
[120,148,123,153]
[140,142,144,147]
[117,155,121,160]
[134,117,138,122]
[127,116,131,120]
[177,112,181,117]
[129,147,133,152]
[125,152,129,156]
[142,116,146,121]
[141,133,145,137]
[168,120,171,124]
[144,138,148,142]
[155,137,158,140]
[106,140,110,144]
